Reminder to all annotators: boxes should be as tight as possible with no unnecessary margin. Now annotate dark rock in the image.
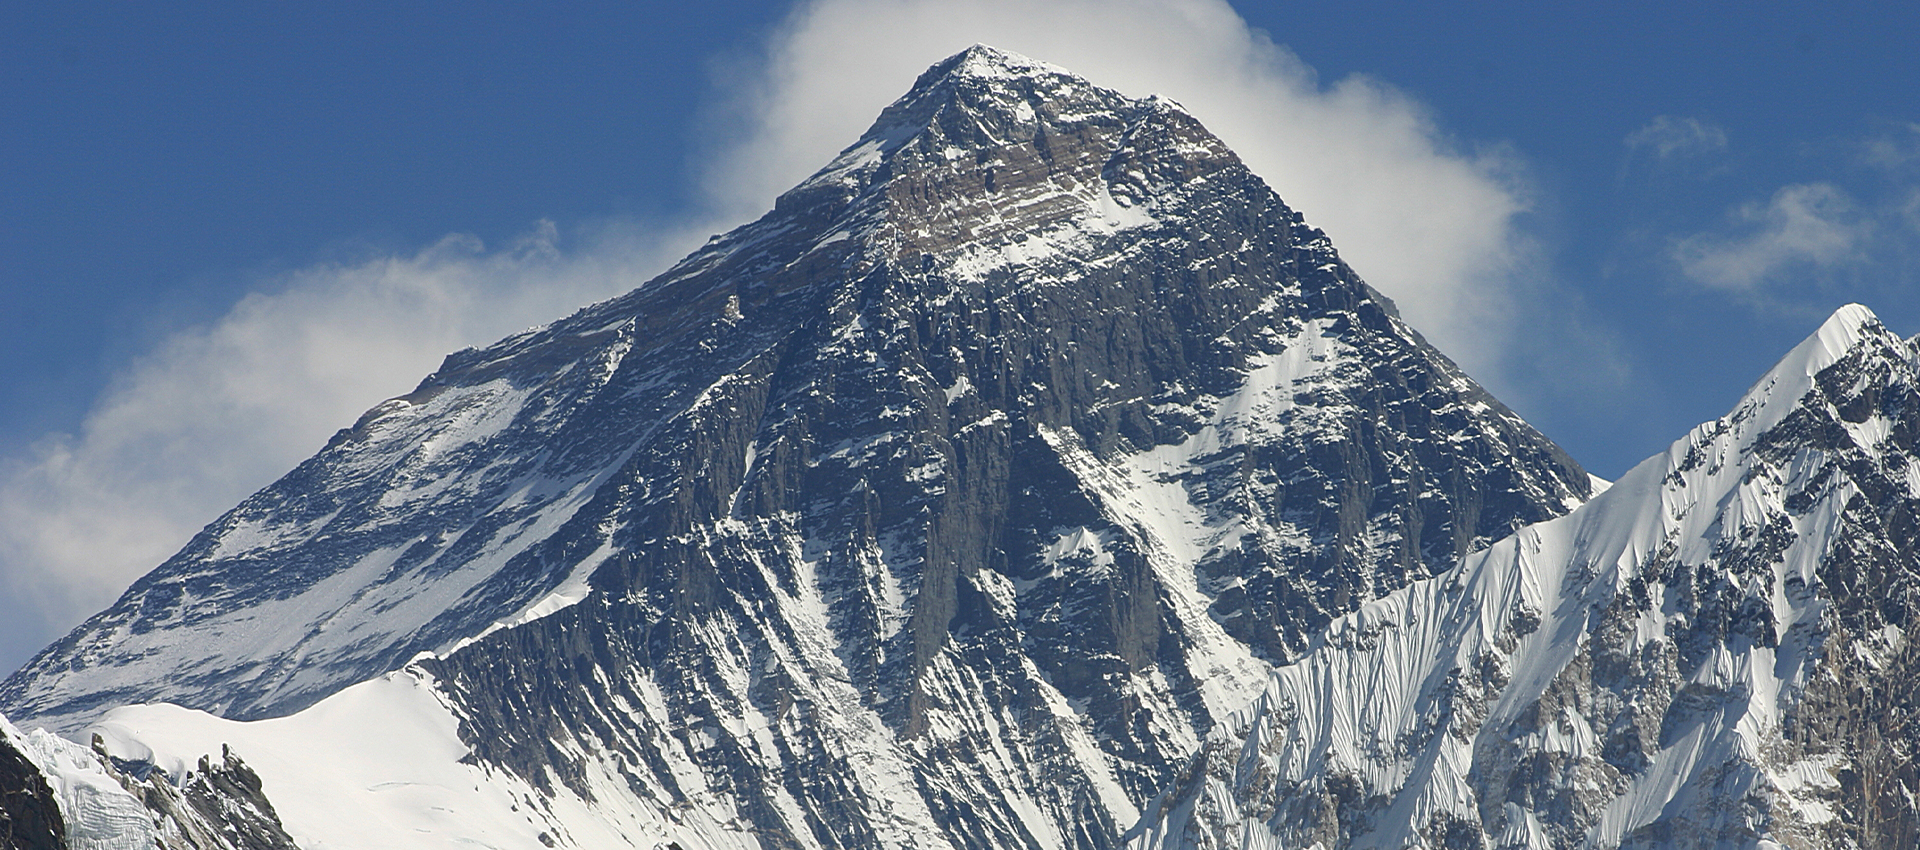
[0,732,62,850]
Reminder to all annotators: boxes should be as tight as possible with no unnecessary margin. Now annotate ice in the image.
[3,713,154,850]
[89,670,729,850]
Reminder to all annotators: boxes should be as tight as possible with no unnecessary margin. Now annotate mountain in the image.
[1,46,1594,849]
[1133,304,1920,850]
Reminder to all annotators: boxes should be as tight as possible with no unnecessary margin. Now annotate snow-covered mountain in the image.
[31,45,1920,850]
[0,46,1597,849]
[1132,304,1920,850]
[2,47,1588,740]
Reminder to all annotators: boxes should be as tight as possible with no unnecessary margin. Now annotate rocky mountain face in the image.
[404,48,1592,850]
[0,47,1596,850]
[1133,305,1920,850]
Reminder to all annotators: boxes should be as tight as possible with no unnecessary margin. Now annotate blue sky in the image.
[4,0,1918,671]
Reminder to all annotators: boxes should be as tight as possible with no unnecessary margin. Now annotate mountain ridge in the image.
[3,45,1633,850]
[1133,302,1920,849]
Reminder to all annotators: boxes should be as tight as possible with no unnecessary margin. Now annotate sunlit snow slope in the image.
[1,324,644,730]
[1133,304,1920,850]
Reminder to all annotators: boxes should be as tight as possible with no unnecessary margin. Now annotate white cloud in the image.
[1624,115,1728,161]
[2,0,1609,666]
[1860,121,1920,171]
[1674,182,1869,291]
[0,223,687,659]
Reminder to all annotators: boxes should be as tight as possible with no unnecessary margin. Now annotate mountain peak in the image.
[1728,301,1905,439]
[939,44,1064,82]
[780,43,1228,267]
[840,43,1127,159]
[1791,302,1883,374]
[1138,295,1920,850]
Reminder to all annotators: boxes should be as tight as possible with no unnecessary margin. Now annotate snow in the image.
[1585,473,1613,498]
[1729,302,1877,442]
[1040,424,1271,729]
[948,45,1071,83]
[1043,526,1118,570]
[940,194,1159,283]
[3,712,153,850]
[440,537,617,657]
[95,672,531,850]
[943,373,973,404]
[1095,317,1351,567]
[88,669,758,850]
[8,316,666,734]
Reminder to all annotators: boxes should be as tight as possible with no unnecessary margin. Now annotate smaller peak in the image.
[1729,302,1901,438]
[1785,303,1885,382]
[1816,302,1879,346]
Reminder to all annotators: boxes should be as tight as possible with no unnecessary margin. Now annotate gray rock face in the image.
[142,745,300,850]
[1,731,62,850]
[2,46,1592,849]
